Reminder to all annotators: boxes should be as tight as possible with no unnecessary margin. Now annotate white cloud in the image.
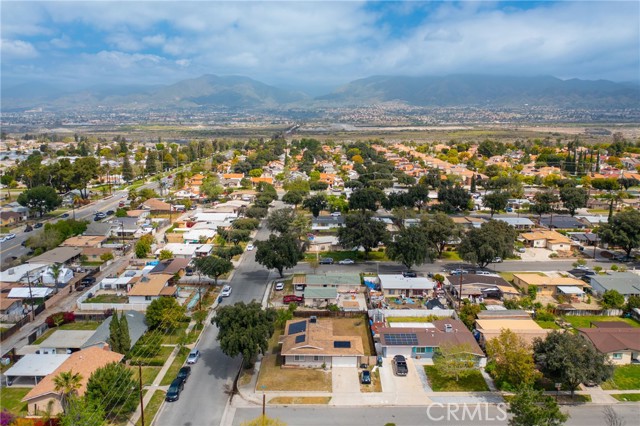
[1,39,38,58]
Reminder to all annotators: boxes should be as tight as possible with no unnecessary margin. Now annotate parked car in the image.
[319,257,334,265]
[5,233,16,240]
[118,201,125,207]
[177,366,191,384]
[81,276,96,285]
[246,243,255,251]
[576,264,590,270]
[24,225,33,232]
[517,247,526,253]
[330,212,342,217]
[34,222,43,228]
[220,285,232,297]
[338,259,355,265]
[106,210,115,216]
[186,349,200,364]
[493,257,503,263]
[165,378,184,402]
[360,370,371,385]
[402,271,417,278]
[392,355,408,376]
[450,269,469,276]
[60,213,69,218]
[283,295,304,304]
[295,284,306,291]
[274,282,285,291]
[185,267,194,276]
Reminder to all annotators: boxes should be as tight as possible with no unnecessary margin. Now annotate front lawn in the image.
[0,387,29,415]
[332,317,374,356]
[361,368,382,393]
[130,365,161,387]
[135,390,166,426]
[85,294,128,303]
[535,321,561,330]
[304,250,388,262]
[601,365,640,390]
[268,396,331,404]
[612,393,640,402]
[424,366,489,392]
[59,321,101,330]
[160,346,190,386]
[561,316,640,330]
[256,327,332,392]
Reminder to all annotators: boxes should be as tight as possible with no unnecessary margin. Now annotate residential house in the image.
[126,209,151,221]
[22,346,124,416]
[0,263,49,285]
[37,330,96,354]
[378,319,485,365]
[451,216,486,229]
[149,258,190,278]
[81,247,114,262]
[446,274,520,302]
[250,177,274,186]
[4,354,70,386]
[579,323,640,365]
[493,217,535,231]
[474,318,549,346]
[28,247,83,265]
[585,273,640,299]
[539,215,588,230]
[82,311,148,350]
[308,235,341,253]
[378,274,436,298]
[127,273,177,304]
[1,202,29,221]
[154,243,202,259]
[140,198,172,213]
[311,215,345,231]
[279,317,364,368]
[0,295,23,321]
[296,273,362,293]
[520,230,575,251]
[512,273,589,298]
[0,211,21,227]
[41,265,74,287]
[220,173,244,188]
[61,235,107,248]
[302,287,338,307]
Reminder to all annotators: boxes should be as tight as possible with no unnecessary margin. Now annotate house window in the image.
[294,355,305,362]
[313,356,323,362]
[145,296,152,301]
[388,289,395,295]
[612,353,623,360]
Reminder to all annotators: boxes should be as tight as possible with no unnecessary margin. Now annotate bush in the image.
[535,309,555,322]
[45,311,75,328]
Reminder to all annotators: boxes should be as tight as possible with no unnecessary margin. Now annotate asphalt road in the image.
[0,181,159,261]
[232,404,640,426]
[155,217,276,426]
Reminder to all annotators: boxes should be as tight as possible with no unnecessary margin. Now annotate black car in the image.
[24,225,33,232]
[177,366,191,383]
[360,370,371,385]
[402,271,417,278]
[81,276,96,285]
[34,223,43,228]
[60,213,69,218]
[392,355,408,376]
[165,378,184,402]
[106,210,115,216]
[319,258,334,265]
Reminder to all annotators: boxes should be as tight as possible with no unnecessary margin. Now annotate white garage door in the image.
[332,356,357,367]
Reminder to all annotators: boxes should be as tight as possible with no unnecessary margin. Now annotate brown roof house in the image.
[127,273,176,305]
[579,323,640,365]
[140,198,172,213]
[475,318,549,346]
[378,319,486,366]
[279,318,364,368]
[521,230,574,251]
[22,346,123,416]
[513,273,589,298]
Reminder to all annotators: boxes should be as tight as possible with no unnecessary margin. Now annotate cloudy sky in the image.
[2,1,638,93]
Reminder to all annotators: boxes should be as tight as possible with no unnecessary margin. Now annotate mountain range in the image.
[2,74,638,111]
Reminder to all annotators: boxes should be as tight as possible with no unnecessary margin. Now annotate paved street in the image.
[231,404,640,426]
[155,218,276,426]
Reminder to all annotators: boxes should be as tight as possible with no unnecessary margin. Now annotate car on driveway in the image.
[283,295,304,304]
[360,370,371,384]
[186,349,200,364]
[220,285,232,297]
[81,276,96,285]
[392,355,408,376]
[246,243,255,251]
[338,259,355,265]
[5,233,16,240]
[274,282,285,291]
[177,366,191,384]
[165,378,185,402]
[319,257,334,265]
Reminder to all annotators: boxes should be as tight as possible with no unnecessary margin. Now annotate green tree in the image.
[255,234,303,277]
[598,209,640,258]
[53,370,83,414]
[86,362,138,420]
[118,311,131,354]
[601,289,625,309]
[485,329,541,390]
[459,302,481,330]
[145,150,158,175]
[432,343,477,382]
[17,185,62,217]
[194,255,233,285]
[348,187,385,212]
[282,190,304,208]
[559,186,587,216]
[421,213,460,258]
[59,397,106,426]
[145,297,186,331]
[458,220,517,267]
[592,178,621,220]
[337,211,389,259]
[437,185,472,212]
[108,311,122,353]
[533,331,613,396]
[121,155,134,183]
[266,208,297,234]
[158,249,173,260]
[529,190,559,218]
[627,295,640,312]
[302,194,328,218]
[386,226,432,269]
[71,157,100,199]
[213,301,277,368]
[508,385,568,426]
[483,191,510,217]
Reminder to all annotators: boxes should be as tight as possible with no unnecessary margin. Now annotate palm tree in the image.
[53,370,82,414]
[50,263,63,295]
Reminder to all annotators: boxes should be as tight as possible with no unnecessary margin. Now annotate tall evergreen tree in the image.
[595,151,600,172]
[119,311,131,353]
[121,156,134,182]
[108,311,122,353]
[145,150,158,176]
[470,175,476,193]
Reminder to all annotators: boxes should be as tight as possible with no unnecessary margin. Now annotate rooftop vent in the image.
[444,324,453,333]
[309,316,317,324]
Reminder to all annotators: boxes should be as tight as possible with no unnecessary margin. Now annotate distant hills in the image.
[2,74,639,111]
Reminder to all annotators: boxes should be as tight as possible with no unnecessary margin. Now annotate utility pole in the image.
[138,363,145,426]
[458,270,463,310]
[26,270,35,321]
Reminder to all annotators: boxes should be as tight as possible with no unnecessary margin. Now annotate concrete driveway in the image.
[332,367,360,394]
[519,247,552,261]
[378,357,430,404]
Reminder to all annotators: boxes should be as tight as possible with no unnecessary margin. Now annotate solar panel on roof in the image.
[288,320,307,335]
[383,333,418,346]
[295,334,305,344]
[333,341,351,348]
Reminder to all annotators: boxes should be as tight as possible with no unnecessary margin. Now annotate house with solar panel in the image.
[279,317,364,368]
[377,319,486,366]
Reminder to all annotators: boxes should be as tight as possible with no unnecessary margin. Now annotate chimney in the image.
[444,324,453,333]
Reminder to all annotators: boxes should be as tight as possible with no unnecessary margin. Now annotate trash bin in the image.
[217,296,223,304]
[376,356,383,367]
